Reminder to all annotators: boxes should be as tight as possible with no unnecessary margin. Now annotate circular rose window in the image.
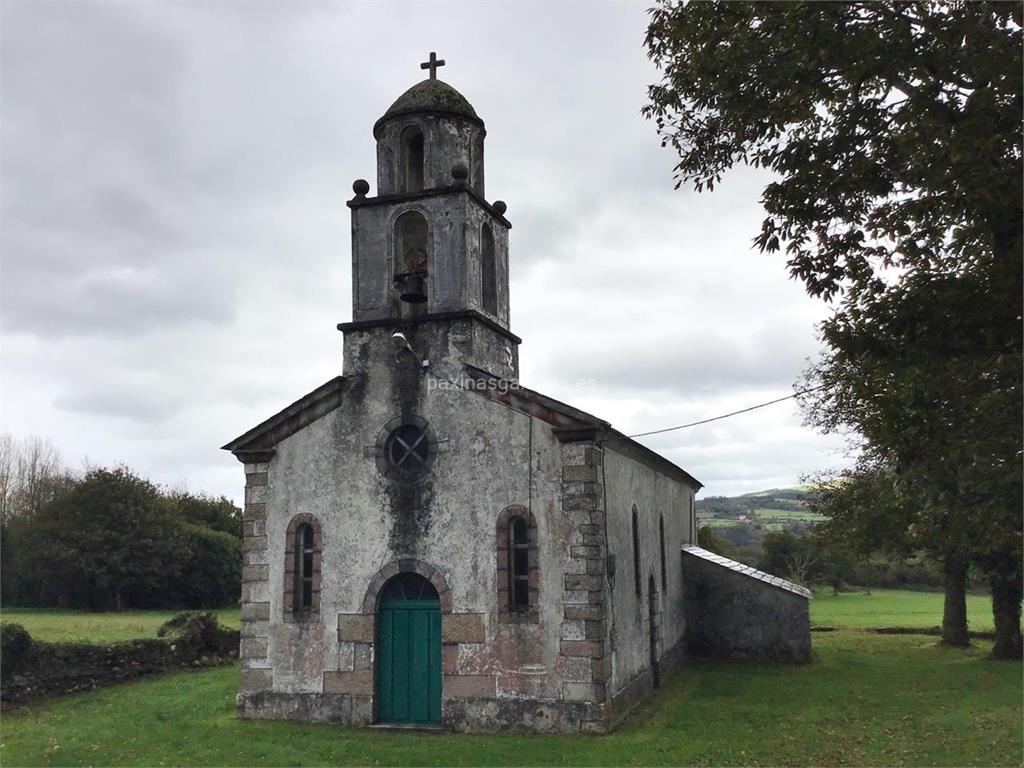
[376,416,436,480]
[386,424,429,472]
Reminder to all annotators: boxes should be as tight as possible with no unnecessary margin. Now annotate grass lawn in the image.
[0,608,240,644]
[0,631,1019,766]
[810,590,995,632]
[1,591,994,643]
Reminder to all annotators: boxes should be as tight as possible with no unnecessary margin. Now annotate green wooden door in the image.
[377,598,442,724]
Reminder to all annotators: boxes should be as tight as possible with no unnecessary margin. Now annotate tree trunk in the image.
[942,555,970,647]
[990,573,1023,659]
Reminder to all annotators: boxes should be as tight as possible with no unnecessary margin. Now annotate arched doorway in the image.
[648,574,661,689]
[376,572,442,724]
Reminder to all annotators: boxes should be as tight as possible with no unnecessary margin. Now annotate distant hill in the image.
[695,486,824,531]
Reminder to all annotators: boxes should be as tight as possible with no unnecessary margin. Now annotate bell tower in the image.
[339,55,518,378]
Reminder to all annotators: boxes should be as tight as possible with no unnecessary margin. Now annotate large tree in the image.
[33,467,188,610]
[644,1,1021,301]
[0,434,73,606]
[645,1,1022,654]
[801,269,1022,650]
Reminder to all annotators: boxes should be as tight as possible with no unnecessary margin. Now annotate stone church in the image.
[223,56,811,734]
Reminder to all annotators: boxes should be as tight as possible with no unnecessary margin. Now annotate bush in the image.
[1,623,33,676]
[172,524,242,608]
[157,611,238,658]
[697,526,739,559]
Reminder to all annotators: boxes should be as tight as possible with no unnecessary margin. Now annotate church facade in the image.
[223,60,807,734]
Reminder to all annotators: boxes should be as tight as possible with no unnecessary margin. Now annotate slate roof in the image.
[221,376,347,462]
[463,365,702,491]
[682,545,813,599]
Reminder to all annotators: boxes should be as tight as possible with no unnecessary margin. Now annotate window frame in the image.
[496,505,539,624]
[296,523,315,612]
[283,514,322,621]
[508,515,530,611]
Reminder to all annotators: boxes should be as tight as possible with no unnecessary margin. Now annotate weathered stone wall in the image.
[375,114,485,198]
[237,319,607,731]
[681,547,811,662]
[555,441,611,730]
[460,201,510,326]
[239,461,273,694]
[1,617,238,703]
[351,191,509,328]
[602,445,696,704]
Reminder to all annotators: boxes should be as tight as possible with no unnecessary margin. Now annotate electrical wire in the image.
[624,382,833,439]
[426,365,834,442]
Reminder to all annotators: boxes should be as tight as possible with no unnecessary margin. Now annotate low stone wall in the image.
[0,612,239,703]
[682,546,812,662]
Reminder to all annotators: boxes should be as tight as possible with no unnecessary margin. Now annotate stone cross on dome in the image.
[420,51,445,80]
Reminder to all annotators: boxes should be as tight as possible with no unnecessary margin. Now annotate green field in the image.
[697,510,824,528]
[751,508,826,522]
[0,608,240,644]
[1,590,1020,766]
[1,631,1018,767]
[811,590,995,631]
[702,518,738,528]
[1,591,993,642]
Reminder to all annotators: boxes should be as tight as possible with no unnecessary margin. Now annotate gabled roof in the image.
[221,367,702,491]
[221,376,347,463]
[463,365,702,491]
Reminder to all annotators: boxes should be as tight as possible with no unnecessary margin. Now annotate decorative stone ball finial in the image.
[492,200,507,216]
[352,179,370,199]
[451,162,469,182]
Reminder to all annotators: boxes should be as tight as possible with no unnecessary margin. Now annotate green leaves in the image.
[644,0,1022,301]
[11,467,243,611]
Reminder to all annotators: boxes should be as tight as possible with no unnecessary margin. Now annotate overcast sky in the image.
[1,0,850,504]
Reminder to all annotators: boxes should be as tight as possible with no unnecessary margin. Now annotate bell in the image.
[400,273,428,304]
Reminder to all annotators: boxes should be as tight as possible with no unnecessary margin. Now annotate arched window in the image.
[395,211,429,277]
[659,514,667,590]
[509,516,530,610]
[401,126,425,193]
[284,514,322,620]
[296,523,314,611]
[481,223,497,315]
[496,505,539,623]
[632,505,642,597]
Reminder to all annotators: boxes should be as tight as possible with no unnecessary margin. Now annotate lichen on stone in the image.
[382,79,478,121]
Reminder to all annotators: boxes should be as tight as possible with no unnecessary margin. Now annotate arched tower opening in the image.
[394,211,429,308]
[401,126,425,193]
[481,223,497,315]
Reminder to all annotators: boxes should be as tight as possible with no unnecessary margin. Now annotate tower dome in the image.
[374,79,481,137]
[372,62,487,198]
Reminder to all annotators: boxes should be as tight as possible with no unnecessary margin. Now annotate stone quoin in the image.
[223,55,810,734]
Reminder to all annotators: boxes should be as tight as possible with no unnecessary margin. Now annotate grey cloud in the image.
[55,388,181,423]
[0,1,847,501]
